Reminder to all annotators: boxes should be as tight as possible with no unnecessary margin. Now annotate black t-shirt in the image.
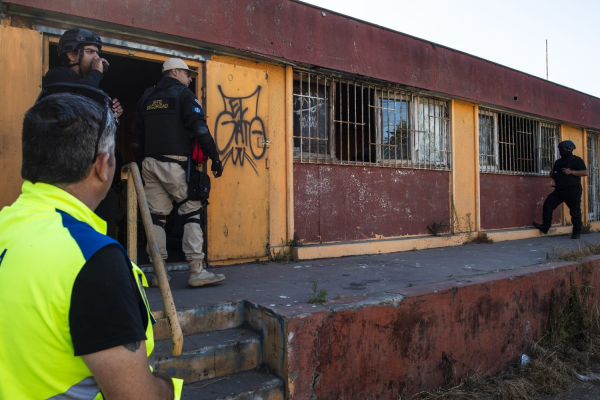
[43,66,103,89]
[552,155,586,189]
[69,244,148,356]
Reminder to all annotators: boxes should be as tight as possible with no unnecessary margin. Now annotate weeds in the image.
[289,232,303,247]
[545,241,600,263]
[582,223,593,234]
[269,238,291,263]
[401,276,600,400]
[308,281,328,304]
[427,215,450,236]
[466,232,494,245]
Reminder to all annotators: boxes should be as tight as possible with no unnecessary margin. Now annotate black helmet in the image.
[558,140,576,151]
[57,29,102,57]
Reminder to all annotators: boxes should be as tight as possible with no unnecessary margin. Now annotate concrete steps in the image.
[151,301,285,399]
[180,369,284,400]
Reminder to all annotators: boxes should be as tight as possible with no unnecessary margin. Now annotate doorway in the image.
[47,41,202,264]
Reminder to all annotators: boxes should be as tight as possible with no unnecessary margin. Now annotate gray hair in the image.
[22,93,117,185]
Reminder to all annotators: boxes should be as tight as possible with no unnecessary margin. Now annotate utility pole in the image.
[546,39,548,80]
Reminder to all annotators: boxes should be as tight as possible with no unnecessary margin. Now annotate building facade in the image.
[1,0,599,265]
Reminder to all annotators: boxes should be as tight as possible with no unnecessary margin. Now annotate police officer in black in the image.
[43,28,123,117]
[533,140,588,239]
[130,58,224,288]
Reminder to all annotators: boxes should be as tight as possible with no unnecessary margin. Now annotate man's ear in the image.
[93,153,111,182]
[67,50,79,63]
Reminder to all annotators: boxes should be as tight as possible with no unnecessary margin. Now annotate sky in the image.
[299,0,600,98]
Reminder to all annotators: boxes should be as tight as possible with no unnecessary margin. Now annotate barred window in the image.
[292,70,451,170]
[479,108,559,175]
[588,131,600,222]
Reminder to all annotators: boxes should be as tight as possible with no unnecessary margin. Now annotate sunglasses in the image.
[36,83,118,165]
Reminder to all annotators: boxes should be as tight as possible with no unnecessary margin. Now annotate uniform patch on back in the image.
[145,98,173,111]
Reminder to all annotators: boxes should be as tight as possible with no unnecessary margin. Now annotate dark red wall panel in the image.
[6,0,600,130]
[480,174,561,230]
[294,164,450,243]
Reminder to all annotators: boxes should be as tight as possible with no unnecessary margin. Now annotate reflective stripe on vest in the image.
[46,377,99,400]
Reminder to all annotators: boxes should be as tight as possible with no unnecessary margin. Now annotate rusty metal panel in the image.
[206,61,270,261]
[6,0,600,130]
[294,163,450,243]
[0,26,42,209]
[480,174,561,230]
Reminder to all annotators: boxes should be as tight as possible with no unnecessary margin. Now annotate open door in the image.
[0,27,43,208]
[206,61,270,262]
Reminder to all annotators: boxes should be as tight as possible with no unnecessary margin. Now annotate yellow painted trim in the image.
[483,226,572,242]
[210,256,270,266]
[590,221,600,231]
[285,65,294,243]
[450,99,456,233]
[474,104,481,231]
[583,129,589,223]
[292,226,574,260]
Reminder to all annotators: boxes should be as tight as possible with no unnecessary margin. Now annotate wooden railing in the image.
[122,162,183,357]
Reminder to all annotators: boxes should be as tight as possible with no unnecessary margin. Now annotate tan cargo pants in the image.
[142,157,204,263]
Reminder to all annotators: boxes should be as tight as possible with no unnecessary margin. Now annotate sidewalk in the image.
[145,231,600,312]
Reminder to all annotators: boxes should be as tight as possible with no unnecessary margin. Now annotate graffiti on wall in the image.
[214,85,267,175]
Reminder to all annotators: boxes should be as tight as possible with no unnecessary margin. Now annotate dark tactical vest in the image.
[141,84,191,157]
[552,156,581,189]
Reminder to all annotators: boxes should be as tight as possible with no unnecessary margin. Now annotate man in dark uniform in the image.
[130,58,225,288]
[43,28,123,117]
[533,140,588,239]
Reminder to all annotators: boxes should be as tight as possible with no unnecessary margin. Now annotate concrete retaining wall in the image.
[283,257,600,399]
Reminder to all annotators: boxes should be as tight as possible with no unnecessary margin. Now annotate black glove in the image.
[211,159,224,178]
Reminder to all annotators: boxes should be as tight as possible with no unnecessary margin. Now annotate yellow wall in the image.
[211,55,289,253]
[0,26,43,209]
[451,100,479,233]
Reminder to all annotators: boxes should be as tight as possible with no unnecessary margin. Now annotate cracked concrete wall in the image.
[284,257,600,399]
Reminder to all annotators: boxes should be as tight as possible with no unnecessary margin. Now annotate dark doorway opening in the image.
[48,44,198,264]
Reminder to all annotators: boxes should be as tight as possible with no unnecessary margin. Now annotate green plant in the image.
[466,232,494,244]
[407,283,414,287]
[289,232,303,247]
[269,238,291,263]
[581,223,592,234]
[308,281,328,304]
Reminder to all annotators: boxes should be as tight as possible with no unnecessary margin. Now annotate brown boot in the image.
[188,260,225,287]
[150,273,171,287]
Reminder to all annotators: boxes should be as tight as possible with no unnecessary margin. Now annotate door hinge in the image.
[258,137,271,148]
[266,157,270,169]
[201,87,206,99]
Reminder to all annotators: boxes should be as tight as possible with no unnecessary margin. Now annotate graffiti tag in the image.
[214,85,267,175]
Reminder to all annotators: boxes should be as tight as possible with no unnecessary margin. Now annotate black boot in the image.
[533,222,549,234]
[571,232,581,239]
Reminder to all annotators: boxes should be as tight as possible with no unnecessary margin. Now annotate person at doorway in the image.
[130,58,225,288]
[0,92,182,399]
[533,140,588,239]
[43,28,123,118]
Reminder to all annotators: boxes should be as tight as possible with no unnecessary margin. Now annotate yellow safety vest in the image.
[0,181,182,399]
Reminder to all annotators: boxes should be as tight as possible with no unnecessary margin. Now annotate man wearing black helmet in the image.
[43,28,122,117]
[533,140,588,239]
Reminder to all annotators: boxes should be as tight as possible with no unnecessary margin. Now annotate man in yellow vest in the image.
[0,90,182,399]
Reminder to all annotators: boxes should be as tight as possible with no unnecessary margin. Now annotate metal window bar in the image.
[292,72,332,162]
[292,69,451,170]
[479,108,558,176]
[588,131,600,222]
